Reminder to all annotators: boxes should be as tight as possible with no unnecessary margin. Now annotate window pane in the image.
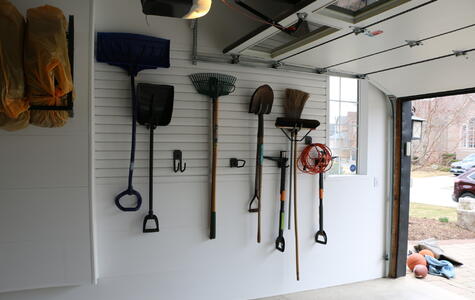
[332,0,386,12]
[340,102,358,126]
[340,78,358,102]
[327,76,359,175]
[339,149,357,175]
[329,100,340,126]
[329,76,340,100]
[328,154,340,175]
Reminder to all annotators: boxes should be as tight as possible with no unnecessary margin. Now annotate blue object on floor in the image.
[425,255,455,279]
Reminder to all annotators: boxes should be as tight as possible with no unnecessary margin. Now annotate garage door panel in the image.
[333,26,475,75]
[282,0,475,70]
[368,53,475,97]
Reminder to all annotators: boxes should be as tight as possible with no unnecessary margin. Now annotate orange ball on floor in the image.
[407,253,427,271]
[414,264,428,278]
[419,249,435,258]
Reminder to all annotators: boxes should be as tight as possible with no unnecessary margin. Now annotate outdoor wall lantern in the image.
[141,0,212,19]
[412,115,424,140]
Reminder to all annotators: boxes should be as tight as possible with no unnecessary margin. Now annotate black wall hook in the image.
[173,150,186,173]
[230,158,246,168]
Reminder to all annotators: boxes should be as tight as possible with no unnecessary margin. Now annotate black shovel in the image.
[265,151,288,252]
[315,172,327,244]
[248,85,274,243]
[136,83,174,233]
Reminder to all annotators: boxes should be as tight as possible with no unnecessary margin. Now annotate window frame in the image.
[326,76,361,176]
[322,0,411,24]
[461,118,475,149]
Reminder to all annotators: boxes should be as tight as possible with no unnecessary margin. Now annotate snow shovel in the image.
[189,73,236,239]
[96,32,170,212]
[248,85,274,243]
[136,83,174,233]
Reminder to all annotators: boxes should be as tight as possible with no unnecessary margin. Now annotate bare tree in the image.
[412,94,475,169]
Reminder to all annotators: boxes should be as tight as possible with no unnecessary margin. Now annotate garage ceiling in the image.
[223,0,475,97]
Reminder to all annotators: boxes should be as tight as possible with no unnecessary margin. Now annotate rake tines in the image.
[189,73,236,99]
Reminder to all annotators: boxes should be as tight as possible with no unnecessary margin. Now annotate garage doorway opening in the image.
[390,89,475,296]
[409,94,475,242]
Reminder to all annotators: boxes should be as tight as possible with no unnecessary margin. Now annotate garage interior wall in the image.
[0,0,93,293]
[2,0,389,299]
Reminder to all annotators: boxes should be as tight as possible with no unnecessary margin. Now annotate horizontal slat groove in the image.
[94,50,327,183]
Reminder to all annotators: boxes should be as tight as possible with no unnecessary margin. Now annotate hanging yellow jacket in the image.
[24,5,73,128]
[0,0,30,131]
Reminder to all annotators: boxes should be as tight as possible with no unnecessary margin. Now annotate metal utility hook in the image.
[173,150,187,173]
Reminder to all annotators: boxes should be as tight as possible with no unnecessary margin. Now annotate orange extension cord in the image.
[298,143,333,175]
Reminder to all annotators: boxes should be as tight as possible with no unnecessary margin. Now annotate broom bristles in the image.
[284,89,310,119]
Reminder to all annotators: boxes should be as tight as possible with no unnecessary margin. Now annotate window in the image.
[323,0,409,23]
[461,118,475,148]
[330,0,390,14]
[328,76,359,175]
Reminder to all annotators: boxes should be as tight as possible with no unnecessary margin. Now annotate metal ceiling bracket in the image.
[272,61,283,69]
[296,12,308,21]
[316,68,327,74]
[351,26,366,35]
[453,50,469,58]
[405,40,423,48]
[231,54,240,64]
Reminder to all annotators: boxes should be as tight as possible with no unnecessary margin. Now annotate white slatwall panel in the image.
[94,49,327,184]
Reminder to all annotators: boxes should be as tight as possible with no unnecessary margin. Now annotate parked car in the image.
[450,153,475,175]
[453,168,475,202]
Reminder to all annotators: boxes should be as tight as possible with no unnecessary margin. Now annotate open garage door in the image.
[224,0,475,97]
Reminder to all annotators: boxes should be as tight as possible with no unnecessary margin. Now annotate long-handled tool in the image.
[136,83,174,233]
[248,85,274,243]
[316,172,327,244]
[96,32,170,212]
[189,73,236,239]
[265,151,288,252]
[276,88,318,281]
[298,143,333,244]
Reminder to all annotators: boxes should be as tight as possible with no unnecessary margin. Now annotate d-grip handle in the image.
[248,193,259,213]
[143,212,159,233]
[275,235,285,252]
[315,230,327,245]
[115,188,142,211]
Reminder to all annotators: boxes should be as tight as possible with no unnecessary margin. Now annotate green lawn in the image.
[410,203,457,223]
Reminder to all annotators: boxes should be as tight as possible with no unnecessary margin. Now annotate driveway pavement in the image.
[410,175,457,208]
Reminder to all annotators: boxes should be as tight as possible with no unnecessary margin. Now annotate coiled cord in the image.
[298,143,333,174]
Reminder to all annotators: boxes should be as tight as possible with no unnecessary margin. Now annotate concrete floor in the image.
[258,277,471,300]
[259,241,475,300]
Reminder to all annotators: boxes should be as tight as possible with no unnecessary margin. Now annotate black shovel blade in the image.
[136,83,174,127]
[143,213,159,233]
[315,230,327,244]
[249,85,274,115]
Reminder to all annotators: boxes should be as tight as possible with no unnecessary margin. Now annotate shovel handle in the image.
[115,188,142,211]
[143,212,159,233]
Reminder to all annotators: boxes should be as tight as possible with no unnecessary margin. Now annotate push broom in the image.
[189,73,236,239]
[276,88,319,281]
